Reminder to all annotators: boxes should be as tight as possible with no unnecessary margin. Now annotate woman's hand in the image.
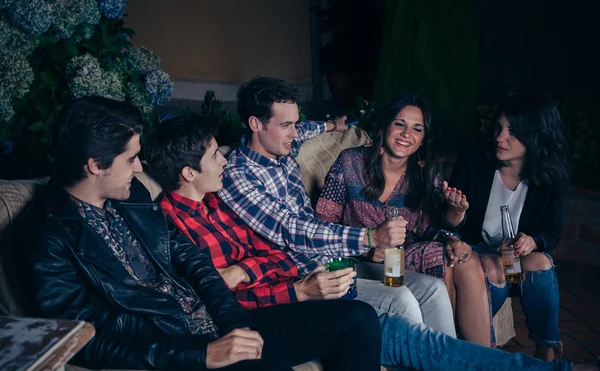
[442,181,469,213]
[512,232,537,256]
[444,238,472,267]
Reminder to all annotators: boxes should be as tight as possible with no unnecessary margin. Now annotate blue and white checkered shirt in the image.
[218,120,368,275]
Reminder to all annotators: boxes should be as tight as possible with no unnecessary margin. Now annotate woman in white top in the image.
[449,91,570,361]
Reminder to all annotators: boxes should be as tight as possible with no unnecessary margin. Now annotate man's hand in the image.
[333,115,350,132]
[365,248,384,263]
[217,265,251,288]
[206,328,264,369]
[326,115,350,132]
[368,217,407,249]
[294,265,355,301]
[445,238,472,267]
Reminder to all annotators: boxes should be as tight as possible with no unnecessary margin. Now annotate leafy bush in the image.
[0,0,172,178]
[198,90,245,146]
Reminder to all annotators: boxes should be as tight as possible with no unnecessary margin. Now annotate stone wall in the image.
[553,189,600,267]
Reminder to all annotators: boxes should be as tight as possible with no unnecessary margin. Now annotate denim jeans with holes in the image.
[472,243,561,348]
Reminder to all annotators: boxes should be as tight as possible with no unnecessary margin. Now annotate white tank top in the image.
[482,170,529,248]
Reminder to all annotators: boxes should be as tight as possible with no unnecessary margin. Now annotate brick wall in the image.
[553,189,600,267]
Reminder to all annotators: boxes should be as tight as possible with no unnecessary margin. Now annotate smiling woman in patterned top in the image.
[316,94,495,347]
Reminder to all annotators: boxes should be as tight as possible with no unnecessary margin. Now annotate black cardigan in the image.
[448,144,568,255]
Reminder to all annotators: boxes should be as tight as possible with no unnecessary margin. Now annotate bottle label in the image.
[502,249,522,274]
[384,248,404,277]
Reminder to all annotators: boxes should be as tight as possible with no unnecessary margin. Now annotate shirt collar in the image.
[70,195,117,221]
[167,191,219,212]
[239,138,283,168]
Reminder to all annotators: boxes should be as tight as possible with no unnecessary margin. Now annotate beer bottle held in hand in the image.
[500,205,525,283]
[383,206,405,287]
[384,246,404,287]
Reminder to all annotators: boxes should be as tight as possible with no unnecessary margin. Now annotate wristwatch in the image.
[438,229,460,243]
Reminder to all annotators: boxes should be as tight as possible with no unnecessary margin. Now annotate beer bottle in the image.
[383,206,405,287]
[384,246,404,287]
[500,205,525,283]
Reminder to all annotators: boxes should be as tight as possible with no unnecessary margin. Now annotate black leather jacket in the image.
[21,178,252,370]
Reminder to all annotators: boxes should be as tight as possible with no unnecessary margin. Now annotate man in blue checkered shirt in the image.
[218,77,456,338]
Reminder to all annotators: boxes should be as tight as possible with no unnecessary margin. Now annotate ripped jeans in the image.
[472,244,561,348]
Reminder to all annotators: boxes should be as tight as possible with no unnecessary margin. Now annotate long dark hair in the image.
[362,94,438,211]
[492,92,570,187]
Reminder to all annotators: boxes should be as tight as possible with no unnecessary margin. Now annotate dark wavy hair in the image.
[362,94,437,211]
[237,76,301,134]
[491,92,570,187]
[145,114,217,192]
[53,97,143,187]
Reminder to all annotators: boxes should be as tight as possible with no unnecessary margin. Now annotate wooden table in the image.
[0,316,95,371]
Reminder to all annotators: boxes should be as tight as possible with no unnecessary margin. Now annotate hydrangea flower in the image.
[81,0,100,26]
[125,46,160,74]
[0,140,14,155]
[0,96,15,123]
[0,51,35,99]
[8,0,54,35]
[51,0,100,39]
[127,81,153,114]
[52,0,84,39]
[0,16,38,56]
[67,53,125,101]
[144,69,172,105]
[74,23,96,42]
[160,113,175,121]
[97,0,126,19]
[0,0,12,11]
[103,70,126,101]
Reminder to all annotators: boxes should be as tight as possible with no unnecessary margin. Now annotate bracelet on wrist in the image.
[438,229,460,243]
[367,227,374,249]
[327,120,337,132]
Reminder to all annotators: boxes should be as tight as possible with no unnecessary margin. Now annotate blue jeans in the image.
[377,310,572,370]
[472,244,561,348]
[357,263,457,337]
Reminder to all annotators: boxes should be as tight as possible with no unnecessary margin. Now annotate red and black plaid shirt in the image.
[160,191,299,310]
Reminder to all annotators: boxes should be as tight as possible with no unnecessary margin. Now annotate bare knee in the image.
[453,254,484,280]
[481,255,504,284]
[522,252,552,272]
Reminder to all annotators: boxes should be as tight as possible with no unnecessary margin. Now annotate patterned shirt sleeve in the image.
[315,151,347,223]
[219,165,369,259]
[289,120,327,158]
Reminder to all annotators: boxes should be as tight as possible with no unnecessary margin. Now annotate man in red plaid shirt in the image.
[146,115,356,310]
